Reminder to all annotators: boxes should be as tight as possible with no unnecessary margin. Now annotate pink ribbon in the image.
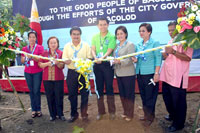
[193,26,200,33]
[179,20,193,33]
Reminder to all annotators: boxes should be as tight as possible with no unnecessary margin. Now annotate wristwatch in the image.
[172,50,176,55]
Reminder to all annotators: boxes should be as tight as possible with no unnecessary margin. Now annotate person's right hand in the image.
[26,54,32,59]
[162,53,168,59]
[47,61,52,67]
[95,57,102,64]
[165,46,174,54]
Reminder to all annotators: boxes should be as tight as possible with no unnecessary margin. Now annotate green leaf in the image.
[174,32,200,50]
[3,50,16,60]
[187,37,200,49]
[0,58,10,66]
[72,126,84,133]
[173,33,184,42]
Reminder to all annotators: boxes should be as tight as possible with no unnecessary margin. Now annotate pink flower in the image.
[2,42,7,46]
[15,37,20,42]
[15,43,20,47]
[179,20,193,33]
[193,26,200,33]
[8,45,13,49]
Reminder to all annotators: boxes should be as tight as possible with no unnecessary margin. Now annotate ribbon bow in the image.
[74,58,93,91]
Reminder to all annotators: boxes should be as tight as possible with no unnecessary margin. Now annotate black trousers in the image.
[162,81,187,129]
[93,62,116,115]
[137,74,159,121]
[43,80,64,118]
[66,69,89,117]
[117,75,135,118]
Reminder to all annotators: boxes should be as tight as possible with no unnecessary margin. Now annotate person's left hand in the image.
[54,60,59,65]
[113,59,121,64]
[132,56,137,63]
[153,74,159,83]
[64,59,72,65]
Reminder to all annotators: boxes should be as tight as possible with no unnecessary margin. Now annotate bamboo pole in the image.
[0,65,25,112]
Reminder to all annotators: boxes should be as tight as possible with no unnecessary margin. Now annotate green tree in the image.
[0,0,12,21]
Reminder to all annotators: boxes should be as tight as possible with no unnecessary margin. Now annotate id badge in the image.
[100,46,103,50]
[30,60,34,66]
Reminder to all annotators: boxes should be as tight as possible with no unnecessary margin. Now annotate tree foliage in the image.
[0,0,13,21]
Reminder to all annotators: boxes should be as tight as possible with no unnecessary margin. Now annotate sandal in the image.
[31,112,37,118]
[37,111,42,117]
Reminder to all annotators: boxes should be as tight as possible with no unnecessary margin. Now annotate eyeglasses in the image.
[139,30,146,33]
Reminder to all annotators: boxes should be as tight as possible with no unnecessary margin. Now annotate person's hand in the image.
[153,74,159,83]
[132,56,137,63]
[95,57,102,64]
[165,46,174,54]
[113,59,121,64]
[48,61,52,67]
[26,54,32,59]
[162,53,168,59]
[64,59,72,65]
[54,60,59,65]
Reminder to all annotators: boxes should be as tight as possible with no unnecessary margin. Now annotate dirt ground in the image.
[0,89,200,133]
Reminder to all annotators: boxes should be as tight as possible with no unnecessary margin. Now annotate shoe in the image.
[139,116,146,121]
[68,116,78,123]
[50,117,56,121]
[166,126,183,132]
[96,114,104,120]
[142,120,153,127]
[31,112,37,118]
[82,117,89,122]
[59,116,66,121]
[36,112,42,117]
[109,114,116,120]
[164,114,172,121]
[121,114,127,119]
[125,117,132,122]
